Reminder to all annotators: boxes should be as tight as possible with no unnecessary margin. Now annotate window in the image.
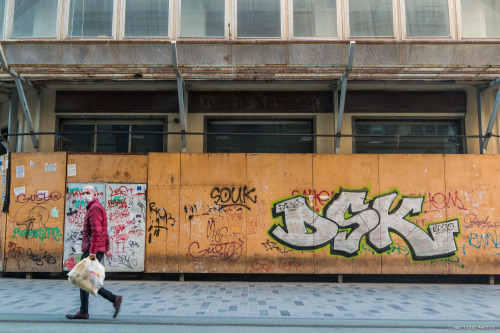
[293,0,337,38]
[180,0,225,37]
[61,120,165,153]
[68,0,114,38]
[124,0,169,37]
[0,0,5,39]
[349,0,394,37]
[405,0,450,37]
[461,0,500,38]
[354,119,464,154]
[12,0,58,38]
[237,0,281,38]
[206,118,314,153]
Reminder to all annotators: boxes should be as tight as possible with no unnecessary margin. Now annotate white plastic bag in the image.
[68,257,105,296]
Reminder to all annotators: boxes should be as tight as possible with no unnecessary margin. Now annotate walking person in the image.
[66,185,122,319]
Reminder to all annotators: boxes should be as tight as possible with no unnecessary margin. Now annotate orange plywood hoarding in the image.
[0,155,7,272]
[311,154,382,275]
[145,153,181,273]
[445,155,500,275]
[179,154,249,273]
[5,153,66,272]
[67,154,148,184]
[247,154,314,275]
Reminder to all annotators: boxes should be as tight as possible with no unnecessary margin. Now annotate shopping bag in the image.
[67,257,105,296]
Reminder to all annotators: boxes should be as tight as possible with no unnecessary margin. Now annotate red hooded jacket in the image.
[82,198,110,254]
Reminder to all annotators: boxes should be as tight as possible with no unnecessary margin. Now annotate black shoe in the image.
[113,296,122,318]
[66,311,89,319]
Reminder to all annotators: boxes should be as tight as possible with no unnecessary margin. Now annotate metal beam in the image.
[8,88,18,153]
[334,41,355,154]
[476,86,484,154]
[14,77,38,149]
[171,41,188,152]
[481,86,500,153]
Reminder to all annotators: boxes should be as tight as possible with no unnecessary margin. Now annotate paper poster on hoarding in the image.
[45,163,57,172]
[67,164,76,177]
[16,166,24,178]
[13,187,25,196]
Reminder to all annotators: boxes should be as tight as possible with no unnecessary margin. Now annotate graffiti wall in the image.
[63,183,146,272]
[105,183,146,272]
[0,155,7,272]
[4,153,66,272]
[63,183,106,271]
[3,152,500,275]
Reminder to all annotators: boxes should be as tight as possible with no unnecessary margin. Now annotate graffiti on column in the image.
[105,184,146,272]
[269,188,461,261]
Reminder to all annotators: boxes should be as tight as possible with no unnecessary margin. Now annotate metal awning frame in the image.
[0,43,39,150]
[334,41,355,154]
[171,41,188,153]
[479,77,500,153]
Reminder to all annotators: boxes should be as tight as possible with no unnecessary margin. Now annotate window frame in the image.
[233,0,286,39]
[176,0,229,39]
[457,0,500,40]
[352,116,467,154]
[5,0,63,40]
[64,0,118,39]
[344,0,398,40]
[204,116,317,153]
[289,0,342,40]
[120,0,174,40]
[401,0,456,40]
[57,117,167,153]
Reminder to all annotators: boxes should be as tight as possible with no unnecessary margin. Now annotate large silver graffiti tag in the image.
[269,189,460,261]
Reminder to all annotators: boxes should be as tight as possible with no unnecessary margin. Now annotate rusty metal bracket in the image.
[334,41,355,154]
[171,41,188,152]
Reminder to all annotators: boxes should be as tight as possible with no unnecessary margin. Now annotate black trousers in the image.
[79,252,116,314]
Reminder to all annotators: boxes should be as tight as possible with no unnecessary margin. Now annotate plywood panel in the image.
[312,154,382,274]
[5,153,66,272]
[179,154,248,273]
[63,183,106,271]
[247,154,313,274]
[180,153,247,186]
[0,155,7,272]
[378,154,453,275]
[67,154,148,183]
[104,183,146,272]
[445,155,500,275]
[145,153,180,273]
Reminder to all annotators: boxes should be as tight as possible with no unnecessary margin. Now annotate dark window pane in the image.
[96,125,129,153]
[125,0,169,37]
[131,125,164,153]
[355,120,463,154]
[62,124,95,152]
[237,0,281,37]
[207,119,313,153]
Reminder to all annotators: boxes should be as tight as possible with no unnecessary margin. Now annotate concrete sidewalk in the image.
[0,277,499,323]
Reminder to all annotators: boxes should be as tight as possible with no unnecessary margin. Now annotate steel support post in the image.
[171,41,188,152]
[481,86,500,153]
[334,42,355,154]
[476,86,484,154]
[8,88,18,153]
[14,77,38,149]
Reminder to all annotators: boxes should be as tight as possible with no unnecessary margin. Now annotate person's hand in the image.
[89,253,96,260]
[105,251,112,258]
